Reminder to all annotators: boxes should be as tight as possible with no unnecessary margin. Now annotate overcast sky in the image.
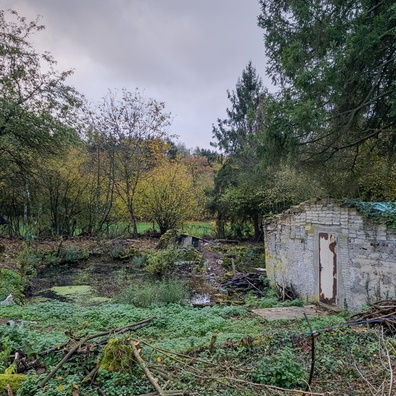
[0,0,273,149]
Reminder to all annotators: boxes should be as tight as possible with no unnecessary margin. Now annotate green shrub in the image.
[109,244,140,260]
[41,252,61,266]
[19,247,62,275]
[228,222,253,240]
[18,248,42,277]
[145,250,179,276]
[250,346,306,388]
[59,246,89,263]
[145,249,204,276]
[0,270,26,302]
[0,337,12,373]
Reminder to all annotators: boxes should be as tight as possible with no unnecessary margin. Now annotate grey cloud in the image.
[0,0,271,148]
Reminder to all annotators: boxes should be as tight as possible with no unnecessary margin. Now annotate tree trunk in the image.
[252,215,262,241]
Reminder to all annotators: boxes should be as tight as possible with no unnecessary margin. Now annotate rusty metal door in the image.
[319,232,337,306]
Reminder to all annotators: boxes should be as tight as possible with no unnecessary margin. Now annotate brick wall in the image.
[264,199,396,312]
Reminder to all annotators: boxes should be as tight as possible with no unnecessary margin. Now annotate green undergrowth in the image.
[0,269,26,303]
[114,279,188,307]
[220,246,265,272]
[0,301,391,395]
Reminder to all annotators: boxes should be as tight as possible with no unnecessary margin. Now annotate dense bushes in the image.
[0,270,26,302]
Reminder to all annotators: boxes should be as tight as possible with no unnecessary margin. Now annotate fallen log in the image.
[38,317,156,388]
[130,340,165,396]
[137,392,188,396]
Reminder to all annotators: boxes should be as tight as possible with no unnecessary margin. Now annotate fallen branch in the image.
[39,317,156,355]
[129,337,215,366]
[6,384,14,396]
[130,340,165,396]
[304,313,316,391]
[38,317,156,388]
[137,392,188,396]
[83,363,100,383]
[176,369,326,395]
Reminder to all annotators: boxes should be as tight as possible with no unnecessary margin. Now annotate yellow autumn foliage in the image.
[137,159,204,234]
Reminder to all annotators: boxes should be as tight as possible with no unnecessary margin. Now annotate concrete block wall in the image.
[264,199,396,312]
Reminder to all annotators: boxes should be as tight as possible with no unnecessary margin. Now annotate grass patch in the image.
[182,221,215,237]
[115,279,188,307]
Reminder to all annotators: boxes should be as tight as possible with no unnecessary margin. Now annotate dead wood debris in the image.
[38,317,156,388]
[276,283,298,301]
[221,273,267,296]
[351,300,396,335]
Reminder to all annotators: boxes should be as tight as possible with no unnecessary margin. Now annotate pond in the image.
[29,259,222,306]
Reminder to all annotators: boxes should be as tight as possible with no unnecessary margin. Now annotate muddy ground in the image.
[0,235,257,303]
[0,236,335,321]
[0,235,159,271]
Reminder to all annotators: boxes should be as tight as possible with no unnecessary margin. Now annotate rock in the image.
[1,294,15,305]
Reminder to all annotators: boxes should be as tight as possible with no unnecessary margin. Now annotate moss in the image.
[156,229,180,249]
[99,338,135,373]
[0,374,28,391]
[50,285,96,304]
[110,245,140,260]
[51,285,92,296]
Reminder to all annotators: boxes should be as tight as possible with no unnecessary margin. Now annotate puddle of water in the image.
[190,293,211,305]
[31,260,223,306]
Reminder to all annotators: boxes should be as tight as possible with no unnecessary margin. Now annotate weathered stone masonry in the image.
[264,199,396,312]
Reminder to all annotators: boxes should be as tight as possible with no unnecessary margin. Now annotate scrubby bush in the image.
[145,250,179,276]
[19,248,61,276]
[0,270,26,303]
[145,249,203,277]
[18,248,42,278]
[59,246,89,263]
[109,244,139,260]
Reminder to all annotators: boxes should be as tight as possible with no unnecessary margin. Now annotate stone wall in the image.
[264,199,396,312]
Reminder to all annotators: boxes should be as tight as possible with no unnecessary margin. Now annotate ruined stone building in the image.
[264,199,396,312]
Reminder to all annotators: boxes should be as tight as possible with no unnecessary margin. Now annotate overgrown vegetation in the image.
[0,270,26,303]
[220,246,265,272]
[0,236,394,395]
[0,300,394,395]
[145,248,204,277]
[115,279,188,307]
[1,2,396,395]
